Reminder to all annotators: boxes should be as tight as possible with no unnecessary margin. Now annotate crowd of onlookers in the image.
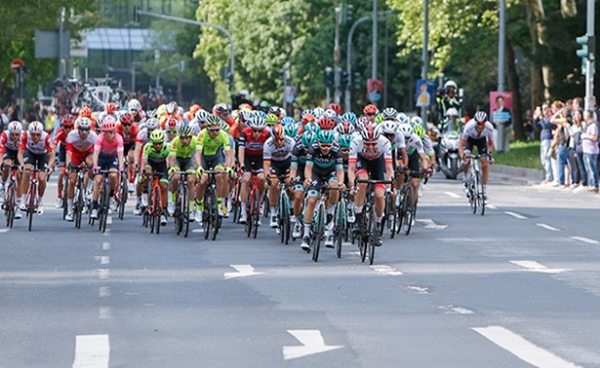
[534,97,599,193]
[0,103,59,134]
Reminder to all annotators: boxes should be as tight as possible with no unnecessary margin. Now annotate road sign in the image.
[11,59,24,71]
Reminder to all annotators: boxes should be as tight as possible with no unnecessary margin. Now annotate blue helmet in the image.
[301,131,317,147]
[341,111,357,125]
[281,116,295,126]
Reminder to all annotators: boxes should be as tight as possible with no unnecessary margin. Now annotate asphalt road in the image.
[1,173,600,368]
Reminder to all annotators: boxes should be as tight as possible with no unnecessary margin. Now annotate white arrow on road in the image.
[224,264,263,279]
[416,218,448,230]
[283,330,343,360]
[510,260,568,274]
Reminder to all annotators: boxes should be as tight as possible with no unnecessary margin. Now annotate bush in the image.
[494,141,542,169]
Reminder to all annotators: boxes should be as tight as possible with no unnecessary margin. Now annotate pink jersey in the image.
[94,132,124,156]
[19,131,54,155]
[0,131,21,153]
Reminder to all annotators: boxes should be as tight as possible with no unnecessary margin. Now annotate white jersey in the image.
[391,132,406,150]
[349,135,393,162]
[0,131,21,152]
[66,130,97,153]
[188,119,202,136]
[21,131,54,155]
[461,120,494,141]
[421,135,434,156]
[136,128,150,144]
[404,133,425,156]
[263,136,294,162]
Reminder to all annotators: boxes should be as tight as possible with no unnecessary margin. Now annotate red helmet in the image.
[105,102,117,114]
[363,104,378,115]
[327,103,342,115]
[120,112,134,124]
[70,106,80,116]
[61,115,74,128]
[317,117,336,131]
[80,106,92,118]
[301,113,316,124]
[271,124,285,140]
[166,117,179,130]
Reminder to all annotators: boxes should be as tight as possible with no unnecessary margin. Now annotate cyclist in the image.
[127,99,146,124]
[116,112,140,193]
[164,117,181,143]
[167,126,200,217]
[90,117,124,219]
[397,123,430,213]
[64,117,97,221]
[140,130,171,226]
[195,115,234,220]
[97,102,119,124]
[77,106,98,131]
[347,125,395,246]
[263,124,295,228]
[52,115,75,208]
[238,114,270,224]
[0,121,24,217]
[265,113,279,133]
[189,109,211,136]
[363,104,378,124]
[336,132,356,223]
[159,102,183,130]
[301,130,344,251]
[458,111,494,202]
[18,121,56,215]
[213,103,235,126]
[133,117,160,215]
[289,131,316,238]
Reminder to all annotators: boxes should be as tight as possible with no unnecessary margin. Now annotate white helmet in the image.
[7,121,23,134]
[410,116,423,127]
[445,108,459,117]
[312,107,325,119]
[78,117,92,129]
[381,107,398,120]
[28,121,44,134]
[128,99,142,111]
[195,109,211,122]
[398,123,413,139]
[247,115,266,129]
[396,112,408,125]
[323,108,338,121]
[444,80,458,90]
[380,120,398,135]
[146,117,160,130]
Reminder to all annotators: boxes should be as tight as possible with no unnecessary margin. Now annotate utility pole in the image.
[497,0,507,152]
[334,5,342,104]
[372,0,377,81]
[585,0,596,111]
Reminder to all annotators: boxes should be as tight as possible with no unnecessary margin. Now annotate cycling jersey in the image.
[461,121,494,142]
[66,130,97,166]
[169,136,200,159]
[404,134,426,156]
[263,136,294,162]
[142,142,171,163]
[306,143,343,171]
[291,136,311,168]
[349,136,393,163]
[197,128,231,156]
[116,124,140,146]
[19,131,54,155]
[94,133,124,156]
[238,127,269,156]
[0,131,21,154]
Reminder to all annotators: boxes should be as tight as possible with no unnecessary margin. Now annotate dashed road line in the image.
[504,211,527,219]
[370,265,403,276]
[536,223,560,231]
[72,334,110,368]
[444,192,461,198]
[510,260,568,274]
[570,236,599,245]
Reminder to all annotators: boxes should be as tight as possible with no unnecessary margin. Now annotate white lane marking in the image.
[444,191,461,198]
[510,260,568,274]
[451,306,474,315]
[106,216,112,225]
[95,256,110,265]
[0,228,10,233]
[487,205,498,210]
[224,264,263,279]
[98,269,110,279]
[72,334,110,368]
[536,223,560,231]
[570,236,599,245]
[416,218,448,229]
[407,286,429,294]
[472,326,582,368]
[283,330,343,360]
[192,228,204,233]
[98,306,112,320]
[98,287,110,298]
[102,242,110,251]
[370,265,403,276]
[505,211,527,219]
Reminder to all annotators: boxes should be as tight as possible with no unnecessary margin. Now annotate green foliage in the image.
[494,140,542,169]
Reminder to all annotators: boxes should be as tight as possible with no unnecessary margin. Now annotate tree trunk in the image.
[506,40,525,141]
[524,0,546,107]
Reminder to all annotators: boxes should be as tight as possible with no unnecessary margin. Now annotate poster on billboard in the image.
[489,91,513,128]
[415,79,436,107]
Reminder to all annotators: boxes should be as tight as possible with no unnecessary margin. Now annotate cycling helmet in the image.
[444,80,458,90]
[247,114,266,129]
[195,109,211,122]
[283,124,298,138]
[312,107,325,119]
[156,104,167,118]
[120,112,134,124]
[146,117,160,130]
[78,117,92,130]
[166,102,178,114]
[338,134,354,149]
[254,110,267,120]
[323,109,338,121]
[281,116,295,126]
[149,129,165,144]
[474,111,488,123]
[335,121,355,135]
[212,103,230,116]
[239,103,253,112]
[301,131,317,147]
[327,102,342,115]
[29,121,44,134]
[71,106,81,116]
[360,125,380,142]
[238,110,253,122]
[363,104,378,115]
[380,121,398,135]
[341,111,357,125]
[396,112,408,124]
[101,116,117,131]
[179,126,194,137]
[265,113,279,126]
[166,117,179,131]
[128,99,142,111]
[413,124,426,139]
[105,102,117,114]
[410,116,423,127]
[301,109,314,119]
[268,106,285,118]
[271,124,285,140]
[317,130,336,144]
[398,123,413,139]
[7,121,23,134]
[375,114,385,124]
[317,117,336,130]
[61,115,75,128]
[205,115,222,128]
[445,107,459,117]
[304,122,321,135]
[301,113,316,124]
[220,120,230,133]
[189,104,201,114]
[80,106,92,118]
[381,107,398,120]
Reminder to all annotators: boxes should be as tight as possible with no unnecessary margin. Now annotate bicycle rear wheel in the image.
[252,188,260,239]
[367,206,377,265]
[334,199,346,259]
[5,184,15,228]
[312,204,325,262]
[475,172,485,216]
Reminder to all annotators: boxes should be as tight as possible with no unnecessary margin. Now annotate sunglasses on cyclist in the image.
[341,148,350,153]
[30,133,42,137]
[252,129,263,133]
[167,129,178,134]
[366,113,376,116]
[364,141,377,147]
[79,128,90,132]
[319,143,333,149]
[208,128,220,132]
[121,123,132,127]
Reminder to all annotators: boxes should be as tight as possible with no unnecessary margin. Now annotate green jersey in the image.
[143,142,171,163]
[169,136,199,159]
[198,128,231,156]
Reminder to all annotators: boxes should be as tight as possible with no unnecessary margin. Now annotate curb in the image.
[489,164,544,186]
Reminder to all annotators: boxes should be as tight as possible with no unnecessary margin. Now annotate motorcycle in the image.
[438,130,462,179]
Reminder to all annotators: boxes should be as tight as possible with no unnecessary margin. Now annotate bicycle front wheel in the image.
[367,206,377,265]
[5,184,16,228]
[312,204,325,262]
[334,198,346,259]
[27,185,36,232]
[251,188,260,239]
[476,172,485,216]
[181,187,189,238]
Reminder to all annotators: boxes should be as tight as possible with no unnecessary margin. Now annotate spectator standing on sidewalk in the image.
[581,110,599,193]
[535,102,556,184]
[551,107,573,188]
[570,109,587,191]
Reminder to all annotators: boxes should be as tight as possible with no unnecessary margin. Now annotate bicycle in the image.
[355,179,392,265]
[143,172,166,234]
[60,171,68,220]
[308,183,340,263]
[172,171,193,238]
[72,164,90,229]
[333,189,350,259]
[466,153,489,216]
[24,167,41,232]
[230,168,243,223]
[201,170,226,241]
[274,175,292,245]
[244,172,261,239]
[115,170,128,220]
[2,164,20,228]
[90,170,112,233]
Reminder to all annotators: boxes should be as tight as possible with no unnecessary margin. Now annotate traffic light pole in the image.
[585,0,595,111]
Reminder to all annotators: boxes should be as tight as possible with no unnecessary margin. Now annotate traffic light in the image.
[342,3,354,25]
[341,71,349,89]
[279,69,287,85]
[324,70,334,88]
[352,72,361,90]
[576,34,595,60]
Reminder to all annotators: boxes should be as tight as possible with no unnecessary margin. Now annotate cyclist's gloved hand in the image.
[92,166,100,174]
[488,155,494,164]
[119,168,127,175]
[226,167,235,176]
[266,176,272,186]
[168,166,179,175]
[196,167,204,175]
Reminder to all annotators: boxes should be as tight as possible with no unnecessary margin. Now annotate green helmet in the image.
[301,131,316,147]
[150,129,165,144]
[304,122,321,134]
[375,113,385,124]
[265,113,279,126]
[338,134,354,149]
[413,124,426,139]
[179,126,194,137]
[317,130,335,144]
[284,124,298,138]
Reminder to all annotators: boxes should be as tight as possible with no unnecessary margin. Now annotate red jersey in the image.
[53,127,69,147]
[238,127,269,156]
[116,124,140,145]
[0,131,21,154]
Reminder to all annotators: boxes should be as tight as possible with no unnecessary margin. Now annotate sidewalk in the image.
[489,164,544,186]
